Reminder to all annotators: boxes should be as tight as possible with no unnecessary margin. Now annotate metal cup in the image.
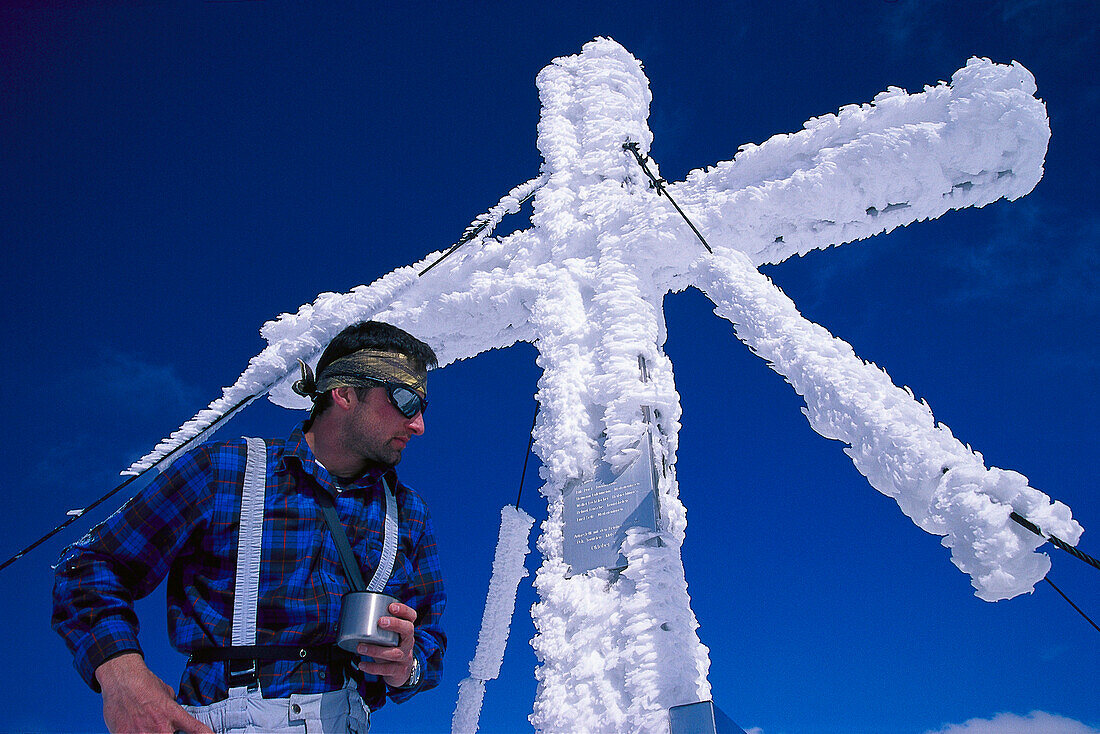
[336,591,400,652]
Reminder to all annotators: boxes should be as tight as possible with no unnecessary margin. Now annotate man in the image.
[53,321,446,733]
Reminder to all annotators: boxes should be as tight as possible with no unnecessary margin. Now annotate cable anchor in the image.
[622,142,713,253]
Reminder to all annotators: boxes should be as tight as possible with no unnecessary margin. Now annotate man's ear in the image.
[331,386,357,411]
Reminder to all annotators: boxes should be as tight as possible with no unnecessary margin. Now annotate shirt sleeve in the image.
[385,495,447,705]
[51,447,213,691]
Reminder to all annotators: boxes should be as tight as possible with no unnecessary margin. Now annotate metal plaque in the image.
[563,429,660,574]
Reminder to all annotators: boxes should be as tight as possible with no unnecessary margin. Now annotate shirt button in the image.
[319,671,326,680]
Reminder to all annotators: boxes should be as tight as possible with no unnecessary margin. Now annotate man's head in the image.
[295,322,438,461]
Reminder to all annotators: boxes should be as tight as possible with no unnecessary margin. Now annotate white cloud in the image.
[79,348,202,420]
[924,710,1100,734]
[32,348,203,493]
[944,205,1099,310]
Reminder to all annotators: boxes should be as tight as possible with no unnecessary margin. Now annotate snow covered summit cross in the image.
[131,38,1082,733]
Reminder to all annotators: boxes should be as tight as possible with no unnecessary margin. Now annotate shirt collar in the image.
[281,421,395,496]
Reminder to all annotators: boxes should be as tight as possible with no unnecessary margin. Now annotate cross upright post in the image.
[523,40,713,731]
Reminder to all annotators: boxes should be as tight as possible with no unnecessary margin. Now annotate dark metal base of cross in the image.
[669,700,748,734]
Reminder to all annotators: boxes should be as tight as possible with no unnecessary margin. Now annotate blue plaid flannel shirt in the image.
[52,423,446,709]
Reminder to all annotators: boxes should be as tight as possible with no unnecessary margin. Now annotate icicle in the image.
[451,505,535,734]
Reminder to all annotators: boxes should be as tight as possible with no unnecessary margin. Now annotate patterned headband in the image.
[292,349,427,400]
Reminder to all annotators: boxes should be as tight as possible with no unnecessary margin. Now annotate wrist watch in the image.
[401,654,422,689]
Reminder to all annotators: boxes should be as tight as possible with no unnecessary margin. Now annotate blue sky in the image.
[1,2,1097,732]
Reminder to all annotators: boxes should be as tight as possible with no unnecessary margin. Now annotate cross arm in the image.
[124,224,543,474]
[692,250,1081,600]
[266,227,546,410]
[668,58,1050,266]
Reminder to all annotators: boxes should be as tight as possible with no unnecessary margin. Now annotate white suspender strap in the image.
[365,477,399,593]
[232,437,267,649]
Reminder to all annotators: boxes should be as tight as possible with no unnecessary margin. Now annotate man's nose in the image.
[407,411,425,435]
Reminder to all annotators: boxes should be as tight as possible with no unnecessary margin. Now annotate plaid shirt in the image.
[52,423,446,709]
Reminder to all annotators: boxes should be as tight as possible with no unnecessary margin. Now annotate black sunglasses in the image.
[371,381,427,419]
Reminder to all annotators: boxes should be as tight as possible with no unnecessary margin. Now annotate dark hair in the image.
[309,321,438,419]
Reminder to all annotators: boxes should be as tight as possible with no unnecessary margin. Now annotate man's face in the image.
[346,385,426,467]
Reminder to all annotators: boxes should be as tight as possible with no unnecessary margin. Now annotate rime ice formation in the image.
[672,57,1051,267]
[452,506,535,734]
[124,38,1080,732]
[694,253,1077,601]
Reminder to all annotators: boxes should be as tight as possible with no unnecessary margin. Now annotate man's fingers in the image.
[357,658,398,673]
[379,614,415,639]
[356,641,406,660]
[379,602,416,644]
[386,601,417,623]
[356,603,417,687]
[357,656,412,686]
[171,707,215,734]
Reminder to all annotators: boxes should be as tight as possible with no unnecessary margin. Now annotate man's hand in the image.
[95,653,213,734]
[357,601,418,687]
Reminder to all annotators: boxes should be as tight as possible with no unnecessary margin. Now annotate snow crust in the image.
[119,36,1079,732]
